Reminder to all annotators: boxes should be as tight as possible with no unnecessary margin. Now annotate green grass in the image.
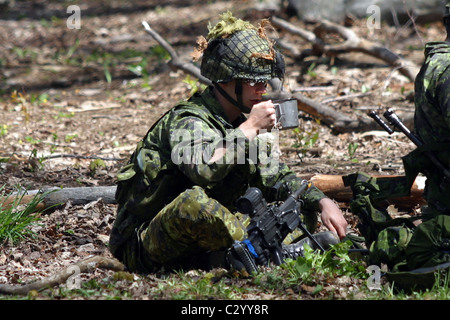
[0,190,449,300]
[0,185,49,245]
[2,246,450,300]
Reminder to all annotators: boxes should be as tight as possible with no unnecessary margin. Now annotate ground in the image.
[0,0,444,299]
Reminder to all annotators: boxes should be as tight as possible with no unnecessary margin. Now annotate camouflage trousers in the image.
[371,214,450,270]
[120,186,316,273]
[344,172,450,270]
[120,186,245,272]
[137,186,246,269]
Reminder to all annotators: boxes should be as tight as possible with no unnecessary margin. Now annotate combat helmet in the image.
[193,11,285,112]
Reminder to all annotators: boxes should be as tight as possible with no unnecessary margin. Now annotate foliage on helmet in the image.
[192,11,285,83]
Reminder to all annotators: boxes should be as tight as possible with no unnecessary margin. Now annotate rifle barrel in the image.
[383,109,423,147]
[368,111,394,134]
[370,108,450,182]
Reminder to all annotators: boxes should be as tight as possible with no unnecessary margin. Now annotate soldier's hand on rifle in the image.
[318,198,347,239]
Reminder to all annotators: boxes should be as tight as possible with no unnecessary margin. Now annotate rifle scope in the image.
[236,187,265,217]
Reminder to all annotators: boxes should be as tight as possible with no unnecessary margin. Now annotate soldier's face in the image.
[218,79,268,110]
[241,80,268,108]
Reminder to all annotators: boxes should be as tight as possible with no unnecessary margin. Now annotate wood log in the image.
[2,186,117,212]
[1,174,425,212]
[292,92,383,133]
[309,174,426,208]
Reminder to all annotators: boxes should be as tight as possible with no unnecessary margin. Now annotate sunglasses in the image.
[242,79,268,87]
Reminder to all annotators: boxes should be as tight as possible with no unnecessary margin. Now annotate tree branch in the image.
[271,16,420,82]
[142,21,212,86]
[140,19,413,133]
[291,92,382,132]
[0,256,124,295]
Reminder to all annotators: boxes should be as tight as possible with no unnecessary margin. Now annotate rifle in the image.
[234,180,325,268]
[369,108,450,186]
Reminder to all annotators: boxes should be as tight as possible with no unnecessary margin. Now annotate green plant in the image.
[25,136,41,145]
[0,186,49,245]
[64,39,80,64]
[330,66,339,75]
[306,62,318,78]
[0,124,8,138]
[30,93,49,105]
[53,111,75,120]
[11,47,37,62]
[149,44,170,62]
[282,241,367,286]
[29,149,46,171]
[103,60,112,84]
[89,159,106,175]
[64,133,78,143]
[348,142,359,162]
[183,75,207,95]
[291,126,319,156]
[127,58,149,78]
[151,270,243,300]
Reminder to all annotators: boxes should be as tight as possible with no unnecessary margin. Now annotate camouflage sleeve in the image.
[415,45,450,144]
[168,112,250,186]
[302,184,327,212]
[428,48,450,130]
[436,65,450,129]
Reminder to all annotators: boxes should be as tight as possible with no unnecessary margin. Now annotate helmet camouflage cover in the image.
[193,11,285,83]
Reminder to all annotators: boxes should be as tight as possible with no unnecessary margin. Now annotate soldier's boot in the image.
[281,231,340,260]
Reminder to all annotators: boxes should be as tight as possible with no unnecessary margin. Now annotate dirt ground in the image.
[0,0,445,299]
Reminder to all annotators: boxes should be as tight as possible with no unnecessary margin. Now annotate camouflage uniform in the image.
[397,40,450,274]
[108,12,337,273]
[110,86,327,273]
[346,40,450,283]
[411,41,450,215]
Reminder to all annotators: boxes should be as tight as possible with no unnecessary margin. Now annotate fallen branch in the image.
[308,173,426,208]
[0,255,124,295]
[141,18,411,133]
[39,153,125,161]
[141,21,212,86]
[321,92,371,104]
[271,16,420,82]
[315,20,419,81]
[2,172,425,212]
[292,92,384,132]
[2,186,117,212]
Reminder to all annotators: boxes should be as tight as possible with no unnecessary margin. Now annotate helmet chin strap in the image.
[214,80,252,114]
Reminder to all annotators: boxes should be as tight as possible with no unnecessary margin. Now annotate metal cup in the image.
[273,98,299,130]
